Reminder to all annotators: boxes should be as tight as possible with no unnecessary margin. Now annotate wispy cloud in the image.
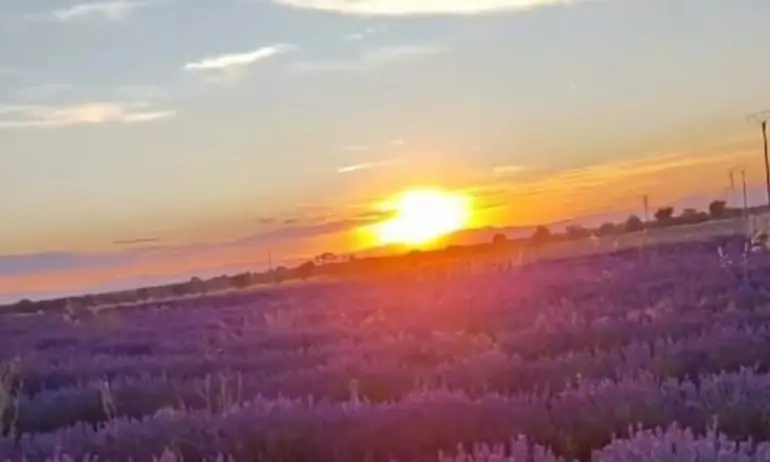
[0,101,175,129]
[115,85,168,100]
[338,139,405,153]
[367,45,444,63]
[183,44,294,84]
[337,158,401,173]
[492,165,529,175]
[113,237,162,245]
[271,0,591,16]
[121,110,176,123]
[184,46,293,72]
[44,1,147,23]
[0,252,122,277]
[234,216,388,244]
[294,45,443,73]
[343,25,387,41]
[13,84,73,101]
[465,148,762,226]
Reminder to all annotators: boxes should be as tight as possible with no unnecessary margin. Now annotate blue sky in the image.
[2,0,770,300]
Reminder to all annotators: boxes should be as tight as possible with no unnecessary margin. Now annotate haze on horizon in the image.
[2,0,770,302]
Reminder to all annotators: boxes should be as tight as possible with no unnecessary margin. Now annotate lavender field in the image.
[4,235,770,461]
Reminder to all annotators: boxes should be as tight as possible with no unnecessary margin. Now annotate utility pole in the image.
[747,111,770,207]
[764,120,770,207]
[741,169,757,236]
[640,194,650,255]
[729,170,736,205]
[741,169,748,215]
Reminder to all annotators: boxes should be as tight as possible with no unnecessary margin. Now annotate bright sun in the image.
[372,188,472,246]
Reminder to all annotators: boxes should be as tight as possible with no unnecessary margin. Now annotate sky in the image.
[3,0,770,301]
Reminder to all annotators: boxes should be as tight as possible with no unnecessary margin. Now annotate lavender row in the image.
[2,240,765,357]
[7,423,770,462]
[3,238,761,354]
[7,319,770,441]
[436,424,770,462]
[14,296,770,397]
[7,367,770,461]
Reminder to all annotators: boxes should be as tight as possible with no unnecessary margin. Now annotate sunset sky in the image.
[3,0,770,301]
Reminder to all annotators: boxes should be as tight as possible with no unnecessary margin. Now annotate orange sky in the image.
[2,128,766,302]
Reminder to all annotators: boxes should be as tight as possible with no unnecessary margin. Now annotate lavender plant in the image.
[5,235,770,461]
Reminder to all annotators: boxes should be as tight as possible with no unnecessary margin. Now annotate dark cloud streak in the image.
[113,237,162,246]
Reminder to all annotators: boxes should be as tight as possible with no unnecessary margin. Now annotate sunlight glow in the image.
[372,188,472,246]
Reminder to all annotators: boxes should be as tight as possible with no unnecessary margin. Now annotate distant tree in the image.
[295,261,316,280]
[249,272,268,284]
[624,215,645,232]
[119,292,132,304]
[679,208,709,225]
[148,286,170,299]
[492,233,508,244]
[13,298,35,314]
[709,200,727,219]
[189,277,206,294]
[273,266,289,283]
[681,208,698,218]
[597,222,617,236]
[170,284,188,297]
[566,225,589,239]
[232,272,252,289]
[531,226,551,245]
[136,288,150,300]
[315,253,336,265]
[654,206,675,224]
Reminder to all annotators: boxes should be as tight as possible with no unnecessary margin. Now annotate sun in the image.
[371,188,472,246]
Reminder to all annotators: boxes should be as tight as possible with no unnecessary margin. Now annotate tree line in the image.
[491,199,753,246]
[2,200,762,315]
